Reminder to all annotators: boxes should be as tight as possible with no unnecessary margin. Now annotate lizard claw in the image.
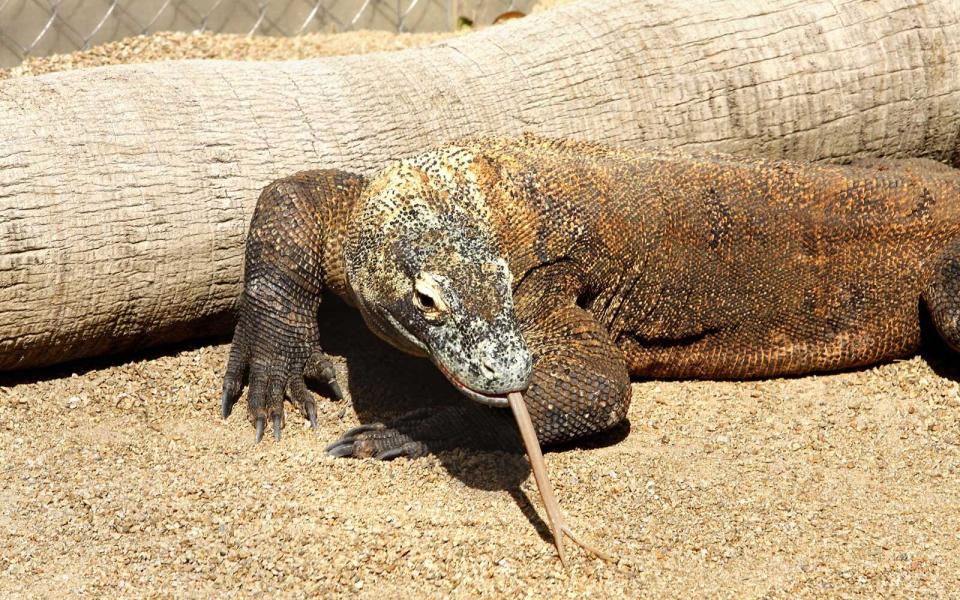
[221,389,234,419]
[255,416,266,444]
[324,438,358,458]
[342,423,386,437]
[327,380,346,402]
[221,348,246,419]
[273,414,282,441]
[304,352,346,401]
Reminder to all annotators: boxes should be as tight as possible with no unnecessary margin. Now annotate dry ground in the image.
[1,303,959,598]
[2,12,960,599]
[0,30,456,80]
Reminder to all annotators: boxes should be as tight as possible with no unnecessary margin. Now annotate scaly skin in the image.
[222,134,960,455]
[221,170,363,440]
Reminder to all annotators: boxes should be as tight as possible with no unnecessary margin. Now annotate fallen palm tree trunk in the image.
[2,0,959,371]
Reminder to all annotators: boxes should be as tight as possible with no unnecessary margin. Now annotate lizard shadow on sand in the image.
[0,297,627,537]
[312,297,960,538]
[0,314,615,543]
[314,296,629,541]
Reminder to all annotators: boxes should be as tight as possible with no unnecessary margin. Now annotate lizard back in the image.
[457,135,960,379]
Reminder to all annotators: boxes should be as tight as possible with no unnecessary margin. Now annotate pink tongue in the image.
[506,392,614,567]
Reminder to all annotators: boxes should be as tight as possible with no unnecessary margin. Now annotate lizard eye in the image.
[415,289,436,310]
[413,273,448,322]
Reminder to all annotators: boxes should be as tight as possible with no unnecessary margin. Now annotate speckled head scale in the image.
[344,148,532,406]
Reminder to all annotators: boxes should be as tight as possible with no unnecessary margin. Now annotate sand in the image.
[2,18,959,600]
[0,30,456,80]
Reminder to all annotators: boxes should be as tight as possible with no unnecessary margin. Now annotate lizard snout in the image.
[473,336,533,394]
[429,318,532,407]
[479,358,497,378]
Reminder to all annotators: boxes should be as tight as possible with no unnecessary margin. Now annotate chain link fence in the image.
[0,0,534,68]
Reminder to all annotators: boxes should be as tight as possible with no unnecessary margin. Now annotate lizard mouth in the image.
[375,309,527,407]
[433,361,520,408]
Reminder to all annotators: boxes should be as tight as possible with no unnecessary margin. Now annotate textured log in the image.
[1,0,960,370]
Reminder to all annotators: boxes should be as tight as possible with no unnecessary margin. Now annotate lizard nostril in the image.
[480,359,497,378]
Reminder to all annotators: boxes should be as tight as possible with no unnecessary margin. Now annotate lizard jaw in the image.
[433,361,517,408]
[374,309,524,407]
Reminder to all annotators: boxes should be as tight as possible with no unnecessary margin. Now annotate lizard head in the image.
[344,150,532,407]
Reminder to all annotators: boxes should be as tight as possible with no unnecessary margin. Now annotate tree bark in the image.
[1,0,959,371]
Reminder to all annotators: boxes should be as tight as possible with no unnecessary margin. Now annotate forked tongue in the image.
[506,391,615,568]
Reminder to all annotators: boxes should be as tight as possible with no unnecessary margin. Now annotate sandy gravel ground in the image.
[0,30,456,80]
[2,303,959,598]
[2,13,960,599]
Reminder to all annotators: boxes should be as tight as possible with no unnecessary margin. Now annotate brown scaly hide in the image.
[468,136,960,379]
[223,134,960,454]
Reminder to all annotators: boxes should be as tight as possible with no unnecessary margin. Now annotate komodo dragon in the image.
[221,134,960,458]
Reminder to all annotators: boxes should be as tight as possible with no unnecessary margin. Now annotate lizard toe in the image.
[221,342,249,420]
[247,372,287,443]
[304,351,347,402]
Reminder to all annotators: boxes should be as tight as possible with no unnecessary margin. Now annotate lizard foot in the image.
[221,297,344,443]
[325,423,429,460]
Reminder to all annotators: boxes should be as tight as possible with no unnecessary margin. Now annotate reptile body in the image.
[221,135,960,456]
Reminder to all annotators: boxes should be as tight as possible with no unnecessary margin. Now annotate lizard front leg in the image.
[516,300,632,446]
[221,170,365,441]
[510,262,632,445]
